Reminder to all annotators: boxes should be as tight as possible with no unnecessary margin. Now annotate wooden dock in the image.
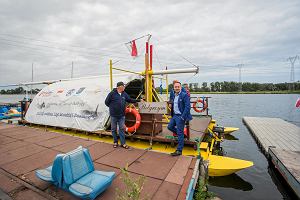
[0,122,201,200]
[19,116,209,146]
[243,117,300,198]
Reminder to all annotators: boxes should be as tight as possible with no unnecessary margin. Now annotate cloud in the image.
[0,0,299,87]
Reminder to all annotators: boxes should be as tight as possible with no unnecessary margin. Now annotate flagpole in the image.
[124,34,151,45]
[166,66,168,101]
[145,42,149,102]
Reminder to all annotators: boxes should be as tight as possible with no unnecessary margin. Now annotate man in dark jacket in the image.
[168,81,192,156]
[105,81,142,149]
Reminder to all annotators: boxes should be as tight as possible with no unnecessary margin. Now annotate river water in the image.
[1,94,300,200]
[196,94,300,200]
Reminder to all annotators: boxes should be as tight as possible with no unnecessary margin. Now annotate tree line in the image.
[0,87,41,94]
[2,82,299,95]
[156,81,300,92]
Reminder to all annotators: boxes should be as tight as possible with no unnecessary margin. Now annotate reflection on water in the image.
[209,173,253,191]
[1,94,300,200]
[224,134,239,141]
[197,94,300,200]
[268,164,299,200]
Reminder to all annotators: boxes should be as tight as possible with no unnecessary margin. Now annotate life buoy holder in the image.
[193,99,207,113]
[125,107,141,133]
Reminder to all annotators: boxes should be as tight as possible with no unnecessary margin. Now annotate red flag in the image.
[131,40,138,57]
[296,98,300,108]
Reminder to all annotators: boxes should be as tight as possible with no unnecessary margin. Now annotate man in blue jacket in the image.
[105,81,142,149]
[169,79,186,100]
[168,81,192,156]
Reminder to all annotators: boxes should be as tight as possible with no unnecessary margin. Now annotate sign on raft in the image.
[25,74,141,132]
[138,102,168,114]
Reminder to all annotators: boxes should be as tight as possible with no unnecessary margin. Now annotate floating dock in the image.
[243,117,300,198]
[0,123,200,200]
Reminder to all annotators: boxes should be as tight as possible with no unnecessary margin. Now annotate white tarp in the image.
[25,74,141,132]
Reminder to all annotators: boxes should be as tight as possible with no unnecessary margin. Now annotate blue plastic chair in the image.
[36,154,65,188]
[62,147,115,199]
[36,146,115,200]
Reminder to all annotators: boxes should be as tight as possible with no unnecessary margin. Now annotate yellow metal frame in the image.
[112,66,142,75]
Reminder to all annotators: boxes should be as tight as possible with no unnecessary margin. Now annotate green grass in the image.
[193,179,215,200]
[116,164,148,200]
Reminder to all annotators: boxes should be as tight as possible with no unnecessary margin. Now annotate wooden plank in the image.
[165,156,193,185]
[243,117,300,152]
[269,148,300,198]
[243,117,300,198]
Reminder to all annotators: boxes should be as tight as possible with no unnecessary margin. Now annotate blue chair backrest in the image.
[51,154,65,188]
[62,148,94,185]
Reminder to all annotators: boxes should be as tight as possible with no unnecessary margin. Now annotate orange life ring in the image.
[193,99,207,113]
[125,107,141,133]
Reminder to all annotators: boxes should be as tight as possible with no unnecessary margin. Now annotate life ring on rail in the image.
[125,107,141,133]
[193,99,207,113]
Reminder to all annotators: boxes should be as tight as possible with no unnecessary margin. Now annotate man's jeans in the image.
[167,115,185,152]
[111,116,126,145]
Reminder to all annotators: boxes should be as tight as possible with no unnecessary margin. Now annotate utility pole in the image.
[31,63,33,98]
[237,64,244,92]
[287,55,298,91]
[71,61,74,79]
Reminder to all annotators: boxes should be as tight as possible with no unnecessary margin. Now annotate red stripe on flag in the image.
[131,40,138,57]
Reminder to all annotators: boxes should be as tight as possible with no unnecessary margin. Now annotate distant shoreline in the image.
[159,90,300,94]
[1,90,300,96]
[192,91,300,94]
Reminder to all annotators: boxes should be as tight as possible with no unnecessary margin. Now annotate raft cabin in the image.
[13,39,253,199]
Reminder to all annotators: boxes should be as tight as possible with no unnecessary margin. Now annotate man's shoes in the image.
[170,150,182,156]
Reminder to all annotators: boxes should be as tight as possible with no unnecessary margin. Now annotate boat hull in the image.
[208,155,253,176]
[224,127,239,134]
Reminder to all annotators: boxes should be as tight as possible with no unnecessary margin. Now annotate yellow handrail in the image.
[135,90,143,100]
[112,67,142,75]
[152,88,164,102]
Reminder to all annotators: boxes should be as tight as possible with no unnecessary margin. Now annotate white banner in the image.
[25,74,141,132]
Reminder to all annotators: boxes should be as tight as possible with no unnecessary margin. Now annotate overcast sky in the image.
[0,0,300,87]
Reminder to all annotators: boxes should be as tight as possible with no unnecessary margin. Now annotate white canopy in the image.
[25,74,141,132]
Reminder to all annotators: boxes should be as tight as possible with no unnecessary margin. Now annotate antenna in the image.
[31,63,33,98]
[287,55,298,91]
